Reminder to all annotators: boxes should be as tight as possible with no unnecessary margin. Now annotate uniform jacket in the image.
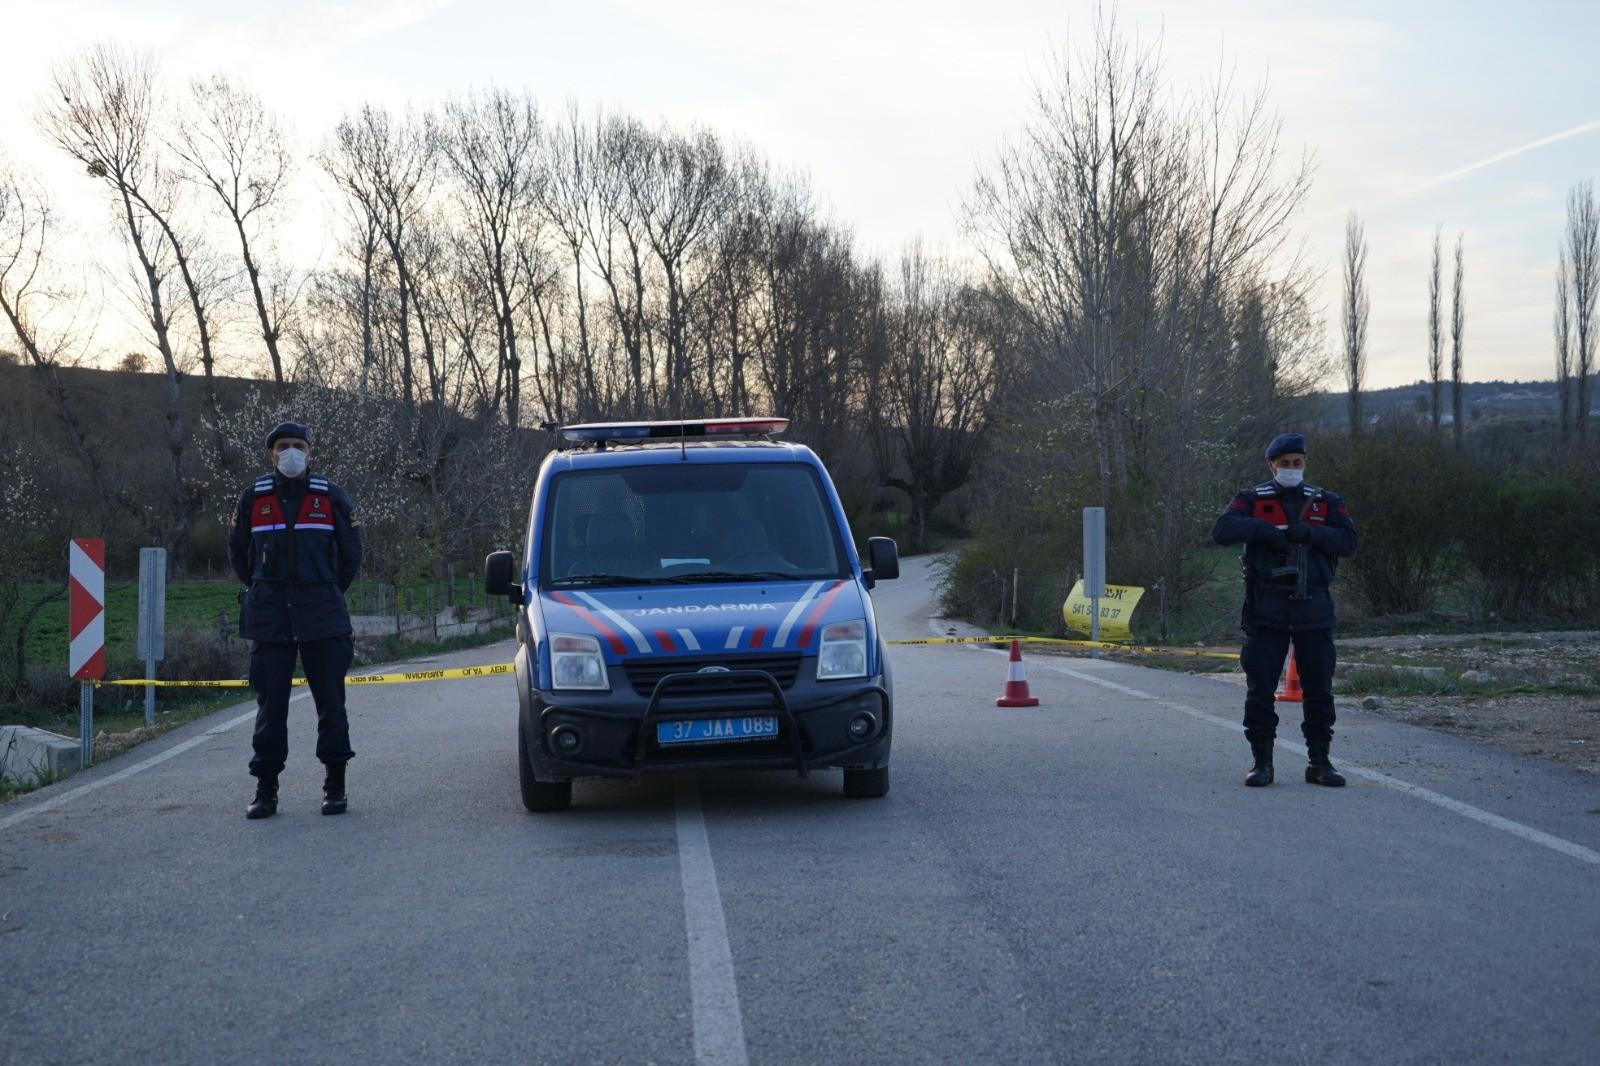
[1210,480,1358,632]
[228,470,362,642]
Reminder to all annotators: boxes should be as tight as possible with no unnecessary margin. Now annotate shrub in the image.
[1315,432,1472,615]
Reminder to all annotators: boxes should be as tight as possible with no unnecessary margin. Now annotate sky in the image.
[1,0,1597,389]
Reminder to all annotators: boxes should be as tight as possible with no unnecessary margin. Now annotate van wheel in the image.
[843,765,889,799]
[519,717,572,812]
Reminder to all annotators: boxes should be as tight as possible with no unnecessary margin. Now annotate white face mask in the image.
[1273,465,1304,488]
[275,448,308,478]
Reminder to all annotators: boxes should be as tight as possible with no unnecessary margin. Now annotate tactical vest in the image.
[1249,483,1329,529]
[248,474,341,584]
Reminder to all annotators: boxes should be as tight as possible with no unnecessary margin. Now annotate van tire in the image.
[519,717,573,812]
[843,765,889,799]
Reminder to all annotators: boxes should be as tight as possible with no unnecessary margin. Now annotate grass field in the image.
[18,573,493,672]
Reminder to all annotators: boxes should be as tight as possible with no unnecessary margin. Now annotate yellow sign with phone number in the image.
[1062,580,1146,642]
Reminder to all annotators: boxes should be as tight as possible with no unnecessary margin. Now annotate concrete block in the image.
[0,725,83,786]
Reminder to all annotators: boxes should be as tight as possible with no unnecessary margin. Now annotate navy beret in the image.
[264,421,310,449]
[1265,432,1306,459]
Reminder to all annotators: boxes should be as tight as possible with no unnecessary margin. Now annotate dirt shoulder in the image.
[1335,631,1600,775]
[1019,629,1600,775]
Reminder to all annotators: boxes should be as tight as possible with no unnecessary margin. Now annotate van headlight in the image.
[550,633,609,691]
[817,619,868,680]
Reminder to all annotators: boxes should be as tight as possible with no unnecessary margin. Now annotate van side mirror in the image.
[485,550,523,605]
[865,537,899,586]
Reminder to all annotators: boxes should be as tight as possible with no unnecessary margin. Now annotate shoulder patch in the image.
[1254,482,1277,495]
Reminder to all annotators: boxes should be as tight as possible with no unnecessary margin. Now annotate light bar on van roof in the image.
[560,417,789,444]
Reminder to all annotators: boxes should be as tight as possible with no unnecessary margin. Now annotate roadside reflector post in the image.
[69,537,106,766]
[1082,507,1106,660]
[137,547,167,729]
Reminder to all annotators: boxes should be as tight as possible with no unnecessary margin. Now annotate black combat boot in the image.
[1305,743,1346,787]
[1244,742,1275,787]
[321,762,348,816]
[246,776,278,820]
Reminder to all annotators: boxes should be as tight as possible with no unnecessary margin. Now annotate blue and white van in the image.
[484,418,899,811]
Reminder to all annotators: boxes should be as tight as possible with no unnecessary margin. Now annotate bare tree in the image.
[37,44,193,572]
[322,105,439,415]
[1451,233,1465,446]
[870,243,999,553]
[1567,181,1598,440]
[1342,212,1369,436]
[1555,248,1572,435]
[1427,225,1443,431]
[0,156,115,522]
[439,87,542,428]
[171,73,295,392]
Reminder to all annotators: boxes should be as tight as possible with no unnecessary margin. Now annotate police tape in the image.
[93,638,1236,689]
[885,635,1239,660]
[95,663,517,689]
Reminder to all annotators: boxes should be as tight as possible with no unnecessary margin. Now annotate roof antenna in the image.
[679,420,687,461]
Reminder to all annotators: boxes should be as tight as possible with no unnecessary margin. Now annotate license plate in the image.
[656,716,779,746]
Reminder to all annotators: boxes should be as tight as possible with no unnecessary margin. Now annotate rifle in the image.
[1266,543,1311,601]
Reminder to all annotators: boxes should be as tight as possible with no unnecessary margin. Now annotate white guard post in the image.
[1082,508,1106,660]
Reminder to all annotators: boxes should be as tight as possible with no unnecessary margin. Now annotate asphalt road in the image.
[3,554,1598,1065]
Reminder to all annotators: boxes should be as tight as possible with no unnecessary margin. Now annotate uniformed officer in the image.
[227,422,363,819]
[1211,433,1358,788]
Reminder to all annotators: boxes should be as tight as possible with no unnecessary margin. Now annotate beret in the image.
[1265,432,1306,460]
[264,421,310,449]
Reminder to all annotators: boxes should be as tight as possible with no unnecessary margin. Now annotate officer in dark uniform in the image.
[1211,433,1358,788]
[228,422,363,819]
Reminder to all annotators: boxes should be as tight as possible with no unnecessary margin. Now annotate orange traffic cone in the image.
[995,639,1041,707]
[1276,649,1304,703]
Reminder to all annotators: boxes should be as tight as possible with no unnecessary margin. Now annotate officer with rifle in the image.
[1211,433,1359,788]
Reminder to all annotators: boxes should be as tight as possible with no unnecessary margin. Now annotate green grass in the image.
[19,573,496,673]
[863,509,968,556]
[1335,665,1600,699]
[0,762,60,803]
[20,579,241,674]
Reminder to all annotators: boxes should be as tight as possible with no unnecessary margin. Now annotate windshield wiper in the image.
[550,573,658,587]
[665,570,809,584]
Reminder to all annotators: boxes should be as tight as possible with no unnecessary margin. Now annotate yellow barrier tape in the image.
[96,663,517,688]
[887,635,1238,660]
[92,636,1238,690]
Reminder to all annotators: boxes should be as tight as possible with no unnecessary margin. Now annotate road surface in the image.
[3,554,1597,1064]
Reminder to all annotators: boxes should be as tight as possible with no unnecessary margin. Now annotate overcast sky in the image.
[2,0,1596,388]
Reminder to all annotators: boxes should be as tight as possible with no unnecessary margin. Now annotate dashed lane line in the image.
[674,774,750,1066]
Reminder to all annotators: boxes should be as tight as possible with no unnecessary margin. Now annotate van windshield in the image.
[542,462,849,587]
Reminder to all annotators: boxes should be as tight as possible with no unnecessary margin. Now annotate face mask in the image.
[275,448,308,478]
[1273,466,1304,488]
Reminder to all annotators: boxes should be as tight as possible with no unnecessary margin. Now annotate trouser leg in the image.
[1292,627,1338,747]
[1240,625,1291,748]
[300,636,355,766]
[249,641,298,779]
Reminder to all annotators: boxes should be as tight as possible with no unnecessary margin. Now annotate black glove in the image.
[1285,523,1313,544]
[1262,527,1289,551]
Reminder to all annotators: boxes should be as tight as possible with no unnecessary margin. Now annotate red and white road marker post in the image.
[69,537,105,766]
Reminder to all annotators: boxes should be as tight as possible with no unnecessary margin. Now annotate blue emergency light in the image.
[559,417,789,447]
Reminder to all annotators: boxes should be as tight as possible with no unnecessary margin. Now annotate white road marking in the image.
[674,775,749,1066]
[933,626,1600,868]
[0,692,309,835]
